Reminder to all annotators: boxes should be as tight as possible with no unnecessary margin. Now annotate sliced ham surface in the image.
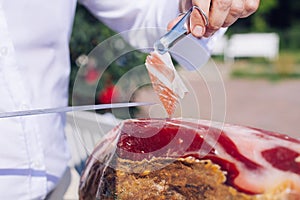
[145,51,188,117]
[82,118,300,196]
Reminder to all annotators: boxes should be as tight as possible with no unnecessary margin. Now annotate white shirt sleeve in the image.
[78,0,179,33]
[78,0,180,50]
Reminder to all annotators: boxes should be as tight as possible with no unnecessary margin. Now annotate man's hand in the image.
[168,0,260,38]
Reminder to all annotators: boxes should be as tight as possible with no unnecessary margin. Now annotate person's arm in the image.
[78,0,180,47]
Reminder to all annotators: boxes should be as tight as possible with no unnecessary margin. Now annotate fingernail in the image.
[193,26,203,37]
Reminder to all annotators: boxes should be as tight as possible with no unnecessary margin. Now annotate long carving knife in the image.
[0,102,154,119]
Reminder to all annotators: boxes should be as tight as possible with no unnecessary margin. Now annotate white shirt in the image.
[0,0,224,199]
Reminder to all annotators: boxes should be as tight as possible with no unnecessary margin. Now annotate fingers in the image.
[222,0,259,27]
[206,0,259,36]
[240,0,260,18]
[222,0,245,28]
[168,0,260,38]
[190,0,211,37]
[205,0,233,37]
[169,0,213,38]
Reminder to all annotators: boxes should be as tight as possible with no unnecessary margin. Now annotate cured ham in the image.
[79,118,300,199]
[145,51,188,117]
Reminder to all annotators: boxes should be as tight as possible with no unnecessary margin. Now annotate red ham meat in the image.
[79,118,300,199]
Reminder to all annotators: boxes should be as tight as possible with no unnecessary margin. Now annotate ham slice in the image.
[80,119,300,199]
[145,51,188,117]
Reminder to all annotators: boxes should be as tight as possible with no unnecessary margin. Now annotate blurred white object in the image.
[62,167,80,200]
[225,33,279,62]
[211,35,228,56]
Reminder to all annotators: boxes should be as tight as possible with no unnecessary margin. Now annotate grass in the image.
[229,51,300,81]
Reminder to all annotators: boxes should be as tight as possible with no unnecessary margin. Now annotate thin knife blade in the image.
[0,102,154,119]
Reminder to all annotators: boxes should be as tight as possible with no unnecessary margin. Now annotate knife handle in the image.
[154,7,193,54]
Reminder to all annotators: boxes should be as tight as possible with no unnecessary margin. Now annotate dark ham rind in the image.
[79,118,300,199]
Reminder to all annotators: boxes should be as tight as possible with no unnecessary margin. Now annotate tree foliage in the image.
[228,0,279,33]
[252,0,278,31]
